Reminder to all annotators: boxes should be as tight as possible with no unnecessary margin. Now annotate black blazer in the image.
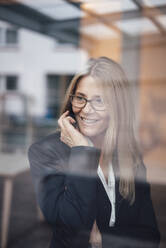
[28,131,160,248]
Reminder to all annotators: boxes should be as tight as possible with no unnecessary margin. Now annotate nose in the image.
[81,101,94,114]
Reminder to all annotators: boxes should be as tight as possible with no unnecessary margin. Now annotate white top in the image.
[97,164,115,227]
[86,137,116,227]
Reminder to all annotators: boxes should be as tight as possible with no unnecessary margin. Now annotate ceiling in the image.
[0,0,166,46]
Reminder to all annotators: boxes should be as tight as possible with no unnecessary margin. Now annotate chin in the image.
[78,126,95,137]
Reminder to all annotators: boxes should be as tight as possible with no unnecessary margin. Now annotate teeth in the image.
[80,117,97,123]
[84,119,96,123]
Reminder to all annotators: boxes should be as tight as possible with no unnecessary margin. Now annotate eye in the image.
[93,97,104,105]
[75,95,85,101]
[96,98,102,103]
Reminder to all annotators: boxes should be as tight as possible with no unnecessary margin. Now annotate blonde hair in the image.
[60,56,142,204]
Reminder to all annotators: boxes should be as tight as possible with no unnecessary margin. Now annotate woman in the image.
[28,57,160,248]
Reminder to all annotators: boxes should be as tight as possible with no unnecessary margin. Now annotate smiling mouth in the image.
[79,116,98,124]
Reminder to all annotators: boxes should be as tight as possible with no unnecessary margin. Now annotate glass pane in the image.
[6,28,18,44]
[6,76,18,90]
[46,75,61,119]
[0,75,2,91]
[46,75,74,119]
[0,28,2,44]
[47,75,60,90]
[65,75,74,91]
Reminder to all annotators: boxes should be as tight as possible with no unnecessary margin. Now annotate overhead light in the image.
[18,0,86,20]
[18,0,63,7]
[81,0,138,15]
[115,17,159,36]
[80,23,118,39]
[142,0,166,7]
[38,5,85,20]
[156,15,166,28]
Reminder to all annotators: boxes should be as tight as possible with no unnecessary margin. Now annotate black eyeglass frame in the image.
[69,94,106,111]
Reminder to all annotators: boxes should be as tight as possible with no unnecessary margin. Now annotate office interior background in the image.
[0,0,166,247]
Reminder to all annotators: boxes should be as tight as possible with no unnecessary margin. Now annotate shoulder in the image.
[29,131,60,150]
[28,131,70,159]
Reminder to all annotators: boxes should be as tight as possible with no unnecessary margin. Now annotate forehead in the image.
[75,76,103,97]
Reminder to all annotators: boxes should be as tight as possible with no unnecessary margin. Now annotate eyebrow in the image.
[75,92,86,96]
[76,92,102,98]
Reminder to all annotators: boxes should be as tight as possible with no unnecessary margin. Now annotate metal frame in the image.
[0,0,166,46]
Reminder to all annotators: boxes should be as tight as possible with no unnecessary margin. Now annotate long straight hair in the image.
[60,56,142,204]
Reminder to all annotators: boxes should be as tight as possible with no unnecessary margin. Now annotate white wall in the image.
[0,25,88,117]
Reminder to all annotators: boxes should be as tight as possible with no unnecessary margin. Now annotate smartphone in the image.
[72,121,78,129]
[68,111,79,129]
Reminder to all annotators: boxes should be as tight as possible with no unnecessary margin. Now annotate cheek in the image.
[72,106,80,115]
[101,114,110,128]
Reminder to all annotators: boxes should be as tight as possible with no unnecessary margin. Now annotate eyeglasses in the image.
[70,95,106,111]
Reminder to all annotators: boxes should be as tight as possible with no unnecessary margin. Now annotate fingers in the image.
[66,116,75,122]
[58,110,76,131]
[65,116,76,125]
[58,110,70,131]
[58,111,77,147]
[62,116,76,133]
[60,134,73,147]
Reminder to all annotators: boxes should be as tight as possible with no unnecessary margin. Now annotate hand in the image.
[58,111,89,147]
